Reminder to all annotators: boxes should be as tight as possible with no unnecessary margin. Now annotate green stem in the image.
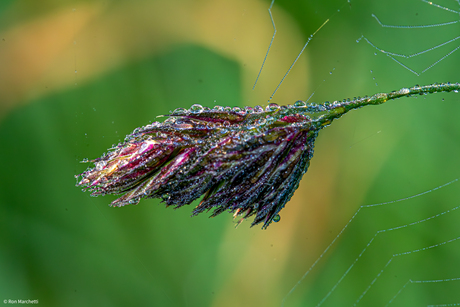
[318,82,460,126]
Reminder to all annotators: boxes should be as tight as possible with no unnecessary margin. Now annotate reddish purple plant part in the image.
[76,83,459,229]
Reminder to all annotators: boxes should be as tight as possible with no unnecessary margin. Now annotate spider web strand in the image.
[371,13,459,28]
[356,236,460,306]
[422,0,460,14]
[281,178,460,307]
[269,19,329,102]
[253,0,276,90]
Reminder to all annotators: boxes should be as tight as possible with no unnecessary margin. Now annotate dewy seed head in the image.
[76,83,460,229]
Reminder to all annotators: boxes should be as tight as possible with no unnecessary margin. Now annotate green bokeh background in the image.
[1,0,459,306]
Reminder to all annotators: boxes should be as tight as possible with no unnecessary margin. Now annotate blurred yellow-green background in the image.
[1,0,459,306]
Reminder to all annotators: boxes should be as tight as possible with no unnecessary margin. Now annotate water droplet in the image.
[257,118,266,125]
[244,123,255,130]
[374,52,377,56]
[139,142,152,153]
[294,100,306,107]
[95,161,106,171]
[232,107,241,112]
[266,103,280,112]
[223,121,230,127]
[213,105,224,111]
[237,109,247,116]
[265,115,275,124]
[370,70,373,73]
[164,117,176,124]
[254,105,264,113]
[128,198,140,205]
[400,88,410,95]
[273,214,280,223]
[244,106,254,114]
[81,158,89,163]
[172,108,187,115]
[189,104,204,114]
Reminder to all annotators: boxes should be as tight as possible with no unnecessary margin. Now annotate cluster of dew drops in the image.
[81,94,370,174]
[123,95,366,151]
[154,102,310,133]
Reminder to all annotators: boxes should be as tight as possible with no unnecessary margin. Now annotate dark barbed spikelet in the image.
[77,103,318,229]
[76,83,460,229]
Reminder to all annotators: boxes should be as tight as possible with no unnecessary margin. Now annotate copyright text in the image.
[3,299,39,304]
